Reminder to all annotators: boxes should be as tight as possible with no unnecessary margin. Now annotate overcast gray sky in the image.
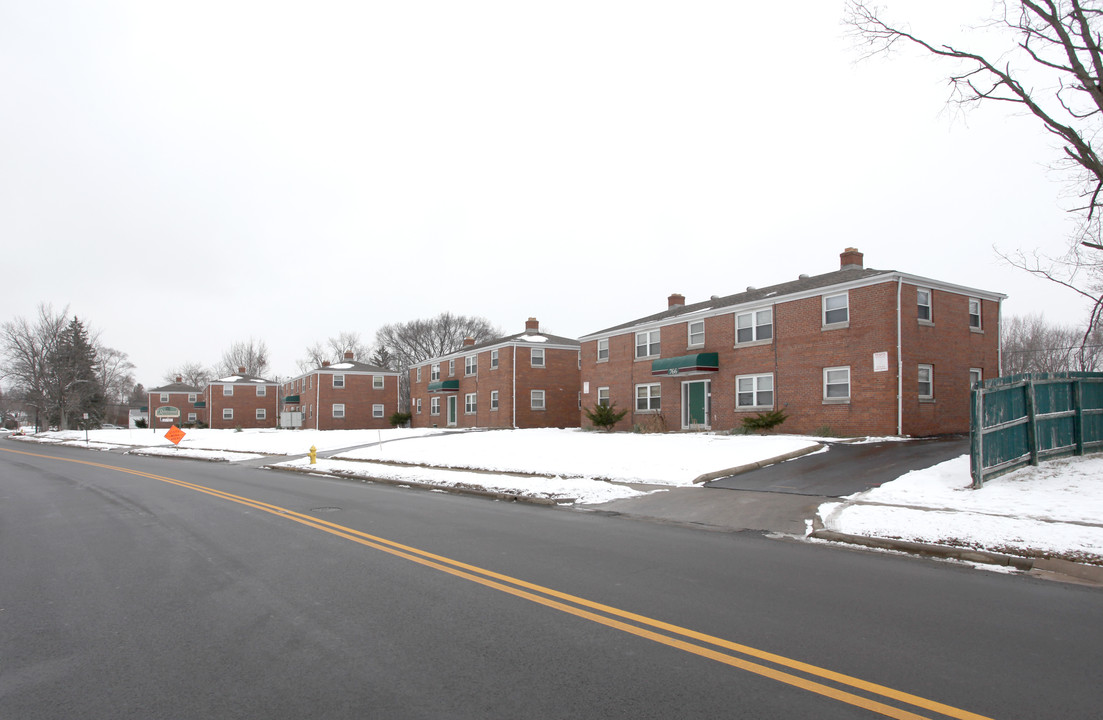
[2,0,1089,387]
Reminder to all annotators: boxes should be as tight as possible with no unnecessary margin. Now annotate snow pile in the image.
[819,455,1103,562]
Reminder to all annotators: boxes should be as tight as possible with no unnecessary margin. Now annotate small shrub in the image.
[814,424,835,438]
[741,409,789,434]
[390,411,412,428]
[134,417,148,429]
[583,402,627,431]
[234,425,243,433]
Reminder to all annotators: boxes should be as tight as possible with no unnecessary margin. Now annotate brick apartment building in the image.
[578,248,1004,437]
[409,318,581,429]
[147,378,206,428]
[203,368,280,429]
[282,353,400,430]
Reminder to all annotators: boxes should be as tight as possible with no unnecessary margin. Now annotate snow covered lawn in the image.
[818,455,1103,563]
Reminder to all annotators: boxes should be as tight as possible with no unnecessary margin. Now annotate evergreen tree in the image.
[49,317,105,429]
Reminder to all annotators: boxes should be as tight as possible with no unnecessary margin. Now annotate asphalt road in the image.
[706,437,970,496]
[2,442,1100,719]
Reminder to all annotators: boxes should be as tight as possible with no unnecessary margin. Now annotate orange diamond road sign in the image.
[165,425,186,446]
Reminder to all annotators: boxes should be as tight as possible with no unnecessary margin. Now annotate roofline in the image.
[412,338,580,369]
[579,271,1006,341]
[286,367,400,382]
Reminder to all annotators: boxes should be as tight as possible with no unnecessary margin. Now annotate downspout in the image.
[896,276,903,436]
[315,373,320,431]
[997,298,1003,375]
[512,345,517,429]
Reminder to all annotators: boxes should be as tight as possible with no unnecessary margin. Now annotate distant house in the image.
[409,318,581,429]
[203,368,279,429]
[147,377,206,428]
[282,352,400,430]
[578,248,1005,437]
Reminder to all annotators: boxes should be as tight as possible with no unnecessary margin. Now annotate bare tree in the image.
[846,0,1103,344]
[96,346,135,404]
[216,338,270,378]
[295,331,372,373]
[163,361,212,389]
[1002,313,1103,371]
[374,313,500,409]
[0,304,69,429]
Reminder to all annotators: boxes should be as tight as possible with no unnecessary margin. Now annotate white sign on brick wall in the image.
[873,352,888,372]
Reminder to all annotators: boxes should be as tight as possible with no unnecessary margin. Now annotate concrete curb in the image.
[693,443,826,484]
[810,529,1103,583]
[271,464,575,506]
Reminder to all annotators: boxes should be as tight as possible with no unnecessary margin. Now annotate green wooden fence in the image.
[970,372,1103,487]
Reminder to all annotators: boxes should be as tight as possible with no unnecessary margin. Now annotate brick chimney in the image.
[463,337,475,346]
[344,351,354,360]
[668,293,685,309]
[175,376,183,383]
[525,317,539,333]
[237,366,246,374]
[840,247,864,270]
[321,361,330,368]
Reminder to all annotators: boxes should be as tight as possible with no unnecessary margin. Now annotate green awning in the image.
[193,401,207,408]
[427,380,460,393]
[651,352,719,377]
[283,395,300,404]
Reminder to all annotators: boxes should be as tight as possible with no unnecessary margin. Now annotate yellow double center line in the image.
[3,447,994,720]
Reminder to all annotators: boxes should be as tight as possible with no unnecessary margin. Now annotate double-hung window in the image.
[531,390,545,410]
[597,387,610,407]
[373,404,384,418]
[531,347,545,367]
[736,374,774,408]
[256,409,266,420]
[968,298,982,330]
[490,390,499,410]
[431,364,440,381]
[597,338,609,361]
[160,393,169,403]
[188,393,197,403]
[223,385,233,396]
[373,375,385,389]
[257,386,266,396]
[448,359,455,376]
[333,374,344,389]
[416,367,422,383]
[223,408,234,420]
[333,403,345,419]
[688,321,705,348]
[430,397,440,416]
[736,308,772,344]
[823,366,851,401]
[635,383,661,412]
[416,398,422,414]
[490,349,499,369]
[465,356,477,376]
[635,330,660,359]
[918,364,934,400]
[823,293,849,326]
[465,393,477,414]
[917,288,932,322]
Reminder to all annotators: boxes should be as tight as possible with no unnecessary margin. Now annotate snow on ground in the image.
[336,428,819,485]
[818,455,1103,563]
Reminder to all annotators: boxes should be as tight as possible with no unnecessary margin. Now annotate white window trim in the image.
[416,398,422,414]
[597,386,610,407]
[918,364,934,401]
[687,321,705,349]
[970,368,983,389]
[531,347,545,368]
[969,297,983,332]
[465,392,477,414]
[373,375,385,389]
[333,374,345,389]
[490,349,499,369]
[160,393,169,403]
[635,330,660,360]
[635,383,661,412]
[430,397,440,416]
[333,403,345,419]
[448,359,455,376]
[597,338,610,363]
[490,390,499,411]
[736,373,774,410]
[431,364,440,381]
[735,307,773,346]
[416,367,422,383]
[188,393,197,403]
[823,293,849,328]
[223,385,233,396]
[917,288,933,325]
[188,412,197,422]
[373,404,384,418]
[223,408,234,420]
[256,408,266,420]
[257,386,267,396]
[465,356,477,376]
[823,366,851,403]
[530,389,546,411]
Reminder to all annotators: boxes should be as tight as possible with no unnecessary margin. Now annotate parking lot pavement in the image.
[704,436,969,498]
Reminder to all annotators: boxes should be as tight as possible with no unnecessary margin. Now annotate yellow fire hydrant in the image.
[309,445,317,465]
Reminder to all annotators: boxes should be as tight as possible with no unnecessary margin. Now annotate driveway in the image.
[704,436,968,497]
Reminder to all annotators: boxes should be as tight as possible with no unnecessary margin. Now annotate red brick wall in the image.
[147,391,206,428]
[580,279,1001,436]
[409,344,580,429]
[307,372,399,430]
[204,383,279,429]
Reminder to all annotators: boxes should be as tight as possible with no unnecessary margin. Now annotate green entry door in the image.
[683,380,710,429]
[447,395,458,427]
